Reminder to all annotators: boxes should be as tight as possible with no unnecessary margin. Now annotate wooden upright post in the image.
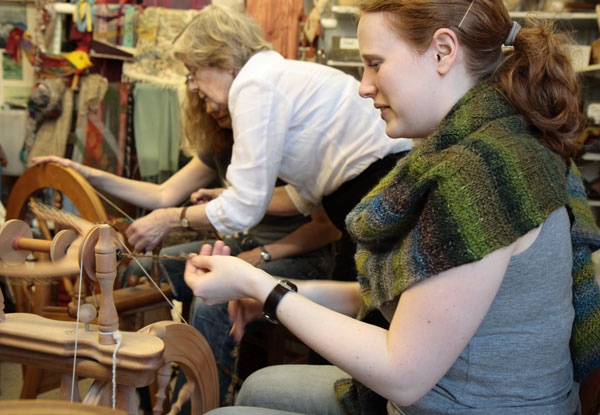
[95,225,118,345]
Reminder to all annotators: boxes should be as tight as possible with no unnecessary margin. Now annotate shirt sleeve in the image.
[285,184,321,215]
[205,76,293,235]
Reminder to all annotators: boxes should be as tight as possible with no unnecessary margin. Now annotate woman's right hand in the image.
[31,155,92,179]
[184,241,274,306]
[190,187,225,204]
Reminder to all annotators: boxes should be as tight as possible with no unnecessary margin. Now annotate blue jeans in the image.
[205,365,349,415]
[123,234,336,407]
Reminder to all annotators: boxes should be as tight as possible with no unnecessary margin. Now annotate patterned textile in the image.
[122,7,199,86]
[337,80,600,413]
[117,82,131,176]
[123,84,136,179]
[93,4,139,47]
[73,75,126,175]
[25,80,73,166]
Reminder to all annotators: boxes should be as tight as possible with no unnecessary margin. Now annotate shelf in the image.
[326,60,362,67]
[588,199,600,207]
[582,152,600,161]
[509,11,597,20]
[330,7,596,20]
[332,5,358,14]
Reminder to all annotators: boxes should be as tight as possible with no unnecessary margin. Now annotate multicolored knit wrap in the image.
[346,80,600,384]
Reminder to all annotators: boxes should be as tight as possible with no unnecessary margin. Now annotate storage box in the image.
[329,36,361,62]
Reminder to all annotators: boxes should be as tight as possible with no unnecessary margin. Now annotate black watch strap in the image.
[263,279,297,324]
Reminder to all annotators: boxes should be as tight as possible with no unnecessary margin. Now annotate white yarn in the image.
[70,249,86,402]
[112,330,123,409]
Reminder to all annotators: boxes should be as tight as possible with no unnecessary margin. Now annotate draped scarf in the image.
[337,80,600,414]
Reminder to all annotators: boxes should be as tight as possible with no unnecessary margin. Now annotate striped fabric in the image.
[346,80,600,382]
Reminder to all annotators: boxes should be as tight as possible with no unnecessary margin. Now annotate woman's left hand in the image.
[184,241,272,306]
[236,247,264,266]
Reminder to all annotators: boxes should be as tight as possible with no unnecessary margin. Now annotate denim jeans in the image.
[123,234,336,408]
[205,365,349,415]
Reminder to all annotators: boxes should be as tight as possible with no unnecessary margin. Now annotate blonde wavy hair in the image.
[173,5,273,155]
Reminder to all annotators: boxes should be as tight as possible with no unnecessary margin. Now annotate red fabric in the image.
[246,0,304,60]
[117,82,131,176]
[85,103,104,164]
[6,27,25,63]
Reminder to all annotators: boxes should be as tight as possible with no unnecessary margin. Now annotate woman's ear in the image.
[430,28,459,76]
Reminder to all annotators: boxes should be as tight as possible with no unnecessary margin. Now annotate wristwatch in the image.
[263,279,298,324]
[180,206,190,228]
[260,246,271,262]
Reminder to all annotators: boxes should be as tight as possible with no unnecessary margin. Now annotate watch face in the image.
[260,250,271,261]
[181,217,190,228]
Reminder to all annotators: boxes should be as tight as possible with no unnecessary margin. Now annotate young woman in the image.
[184,0,600,414]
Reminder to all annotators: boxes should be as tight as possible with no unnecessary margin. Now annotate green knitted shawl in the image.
[338,80,600,414]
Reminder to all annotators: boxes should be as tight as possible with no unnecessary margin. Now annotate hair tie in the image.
[504,21,521,47]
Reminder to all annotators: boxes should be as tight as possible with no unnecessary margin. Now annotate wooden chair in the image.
[0,219,219,414]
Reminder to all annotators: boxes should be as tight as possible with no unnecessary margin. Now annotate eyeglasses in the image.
[185,72,195,85]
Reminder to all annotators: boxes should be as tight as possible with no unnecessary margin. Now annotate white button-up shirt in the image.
[205,51,412,235]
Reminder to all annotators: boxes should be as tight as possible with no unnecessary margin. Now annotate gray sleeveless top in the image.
[384,206,580,415]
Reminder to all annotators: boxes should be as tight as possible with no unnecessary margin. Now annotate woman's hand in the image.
[31,155,93,179]
[228,298,263,342]
[190,187,225,204]
[125,209,174,251]
[236,247,265,266]
[184,241,274,306]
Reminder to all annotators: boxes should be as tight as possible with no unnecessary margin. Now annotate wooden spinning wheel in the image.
[5,163,108,316]
[6,162,107,224]
[4,163,172,327]
[2,163,174,400]
[0,218,219,414]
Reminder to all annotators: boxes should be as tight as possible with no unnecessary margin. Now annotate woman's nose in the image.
[358,72,377,99]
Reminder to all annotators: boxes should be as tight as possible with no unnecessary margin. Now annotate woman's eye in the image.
[368,62,381,69]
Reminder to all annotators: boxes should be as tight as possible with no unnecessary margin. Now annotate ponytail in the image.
[495,19,584,159]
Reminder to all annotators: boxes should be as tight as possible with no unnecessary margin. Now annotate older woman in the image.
[121,4,411,251]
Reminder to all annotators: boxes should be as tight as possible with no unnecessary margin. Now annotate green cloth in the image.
[338,80,600,414]
[133,82,181,183]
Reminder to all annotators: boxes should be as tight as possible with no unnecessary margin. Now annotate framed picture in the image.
[0,2,35,106]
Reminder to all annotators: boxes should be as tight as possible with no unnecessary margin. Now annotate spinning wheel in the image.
[5,163,108,316]
[4,163,172,326]
[0,217,219,414]
[3,164,173,400]
[6,162,107,224]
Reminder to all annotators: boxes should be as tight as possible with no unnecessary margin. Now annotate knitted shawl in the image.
[337,80,600,414]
